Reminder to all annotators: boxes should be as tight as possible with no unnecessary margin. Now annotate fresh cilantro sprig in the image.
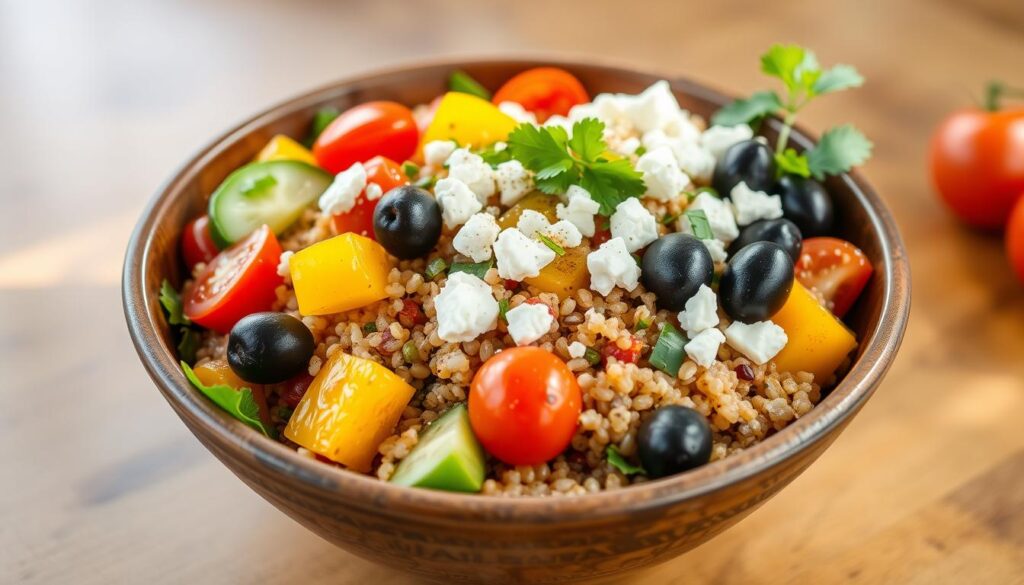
[160,279,199,363]
[506,118,646,215]
[712,44,872,180]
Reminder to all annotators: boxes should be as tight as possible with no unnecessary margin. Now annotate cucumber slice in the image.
[390,403,485,492]
[208,160,332,247]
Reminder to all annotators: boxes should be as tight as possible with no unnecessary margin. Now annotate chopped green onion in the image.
[498,298,510,322]
[635,319,650,331]
[402,340,420,363]
[425,257,447,280]
[449,260,492,279]
[363,322,378,334]
[633,145,647,157]
[448,70,491,100]
[649,322,687,377]
[402,161,420,180]
[661,212,679,226]
[584,347,602,366]
[606,444,645,476]
[537,233,565,256]
[306,107,340,146]
[685,209,714,240]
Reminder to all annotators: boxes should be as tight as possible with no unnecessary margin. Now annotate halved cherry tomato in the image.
[1007,195,1024,285]
[184,225,284,334]
[468,347,582,466]
[181,215,220,268]
[313,101,418,174]
[795,237,873,318]
[330,156,409,239]
[492,67,589,123]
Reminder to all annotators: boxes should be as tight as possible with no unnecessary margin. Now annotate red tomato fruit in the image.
[181,215,219,268]
[184,224,284,334]
[330,156,409,239]
[1007,195,1024,285]
[492,67,589,123]
[313,102,418,174]
[468,347,582,466]
[795,237,874,318]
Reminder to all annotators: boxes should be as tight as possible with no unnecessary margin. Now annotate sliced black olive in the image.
[640,233,714,312]
[772,175,834,237]
[638,405,713,478]
[373,186,442,259]
[719,241,794,322]
[227,312,315,384]
[730,218,803,261]
[712,139,776,196]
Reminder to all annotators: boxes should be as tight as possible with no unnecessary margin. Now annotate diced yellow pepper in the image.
[497,191,559,230]
[290,233,392,315]
[284,352,414,472]
[192,359,246,389]
[771,281,858,383]
[525,245,590,299]
[255,135,318,166]
[420,92,517,151]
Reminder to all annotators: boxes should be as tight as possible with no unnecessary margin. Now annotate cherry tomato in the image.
[468,347,582,466]
[313,102,418,174]
[795,237,873,318]
[1007,195,1024,285]
[930,99,1024,229]
[184,225,284,334]
[492,67,589,123]
[602,335,643,365]
[330,156,409,238]
[590,217,612,247]
[181,215,219,268]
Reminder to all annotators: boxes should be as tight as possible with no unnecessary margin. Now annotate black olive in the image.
[373,186,442,259]
[711,139,776,196]
[638,405,712,478]
[730,218,803,261]
[772,175,834,237]
[640,233,714,312]
[719,241,794,322]
[227,312,315,384]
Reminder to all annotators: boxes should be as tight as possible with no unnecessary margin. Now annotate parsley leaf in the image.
[774,148,811,178]
[449,260,493,279]
[711,90,782,126]
[567,118,605,162]
[476,143,512,167]
[177,328,200,364]
[159,279,190,326]
[181,362,275,437]
[606,444,645,476]
[813,65,864,96]
[806,125,873,179]
[448,70,491,100]
[761,44,817,93]
[685,209,714,240]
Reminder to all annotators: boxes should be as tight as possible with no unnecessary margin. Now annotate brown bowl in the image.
[122,58,910,584]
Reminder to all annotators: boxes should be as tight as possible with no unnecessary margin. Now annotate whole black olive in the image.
[719,241,794,322]
[227,312,315,384]
[730,218,803,261]
[772,175,834,237]
[373,186,443,259]
[712,139,776,196]
[638,405,713,478]
[640,233,714,311]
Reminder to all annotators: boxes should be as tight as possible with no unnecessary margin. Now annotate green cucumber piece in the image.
[390,403,485,493]
[208,160,332,247]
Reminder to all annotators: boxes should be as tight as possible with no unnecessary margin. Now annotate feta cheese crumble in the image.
[724,320,788,365]
[516,210,583,248]
[494,159,533,206]
[673,141,717,184]
[318,162,367,216]
[568,341,587,359]
[446,148,495,202]
[423,140,457,167]
[700,124,755,161]
[434,272,499,343]
[636,146,691,201]
[505,303,555,346]
[702,238,729,264]
[435,177,483,229]
[556,185,600,237]
[365,182,384,201]
[684,328,726,368]
[676,284,720,338]
[729,182,783,226]
[276,250,294,280]
[497,101,538,124]
[610,198,659,253]
[453,213,501,262]
[587,237,641,296]
[679,191,739,243]
[493,228,557,281]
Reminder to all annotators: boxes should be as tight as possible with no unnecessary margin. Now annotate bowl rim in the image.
[123,56,910,523]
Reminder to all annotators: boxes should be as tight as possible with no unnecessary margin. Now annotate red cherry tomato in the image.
[1007,195,1024,285]
[590,217,612,247]
[601,335,643,365]
[795,237,874,318]
[183,224,284,334]
[492,67,589,123]
[313,102,418,174]
[468,347,582,466]
[930,101,1024,229]
[181,215,220,268]
[330,156,409,239]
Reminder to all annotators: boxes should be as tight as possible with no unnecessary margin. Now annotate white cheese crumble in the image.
[610,198,659,253]
[318,162,367,216]
[729,181,784,226]
[446,148,495,202]
[724,320,788,365]
[423,140,457,167]
[516,210,583,248]
[453,213,501,263]
[276,250,294,280]
[676,284,720,338]
[493,228,556,281]
[568,341,587,359]
[679,191,739,243]
[516,209,550,239]
[587,237,641,296]
[497,101,538,124]
[570,81,700,142]
[700,125,755,161]
[505,303,554,346]
[365,182,384,201]
[685,328,726,367]
[434,272,500,343]
[494,159,533,206]
[673,141,717,184]
[556,185,600,237]
[703,238,729,264]
[636,146,691,201]
[435,177,483,229]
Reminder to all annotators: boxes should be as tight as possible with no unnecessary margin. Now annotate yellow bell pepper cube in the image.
[284,352,414,472]
[290,233,392,315]
[771,281,858,383]
[420,92,517,152]
[525,245,590,299]
[255,134,318,166]
[497,191,559,230]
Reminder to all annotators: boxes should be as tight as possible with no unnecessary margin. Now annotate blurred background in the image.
[3,0,1023,582]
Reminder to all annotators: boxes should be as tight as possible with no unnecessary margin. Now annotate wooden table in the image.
[4,0,1023,582]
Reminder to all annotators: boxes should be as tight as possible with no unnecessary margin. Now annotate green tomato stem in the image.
[985,81,1024,112]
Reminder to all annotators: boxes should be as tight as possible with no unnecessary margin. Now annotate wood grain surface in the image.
[3,0,1023,583]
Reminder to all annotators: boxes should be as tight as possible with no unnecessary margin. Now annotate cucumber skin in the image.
[390,404,486,493]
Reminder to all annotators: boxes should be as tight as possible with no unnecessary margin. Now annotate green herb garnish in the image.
[584,347,602,366]
[425,257,448,280]
[402,161,420,180]
[363,322,378,334]
[606,444,645,476]
[306,107,340,146]
[685,209,714,240]
[177,329,200,364]
[649,322,687,378]
[181,361,275,437]
[449,260,492,279]
[414,175,437,189]
[633,145,647,157]
[159,279,190,326]
[476,143,513,167]
[448,70,491,100]
[537,233,565,256]
[635,319,650,331]
[498,298,510,322]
